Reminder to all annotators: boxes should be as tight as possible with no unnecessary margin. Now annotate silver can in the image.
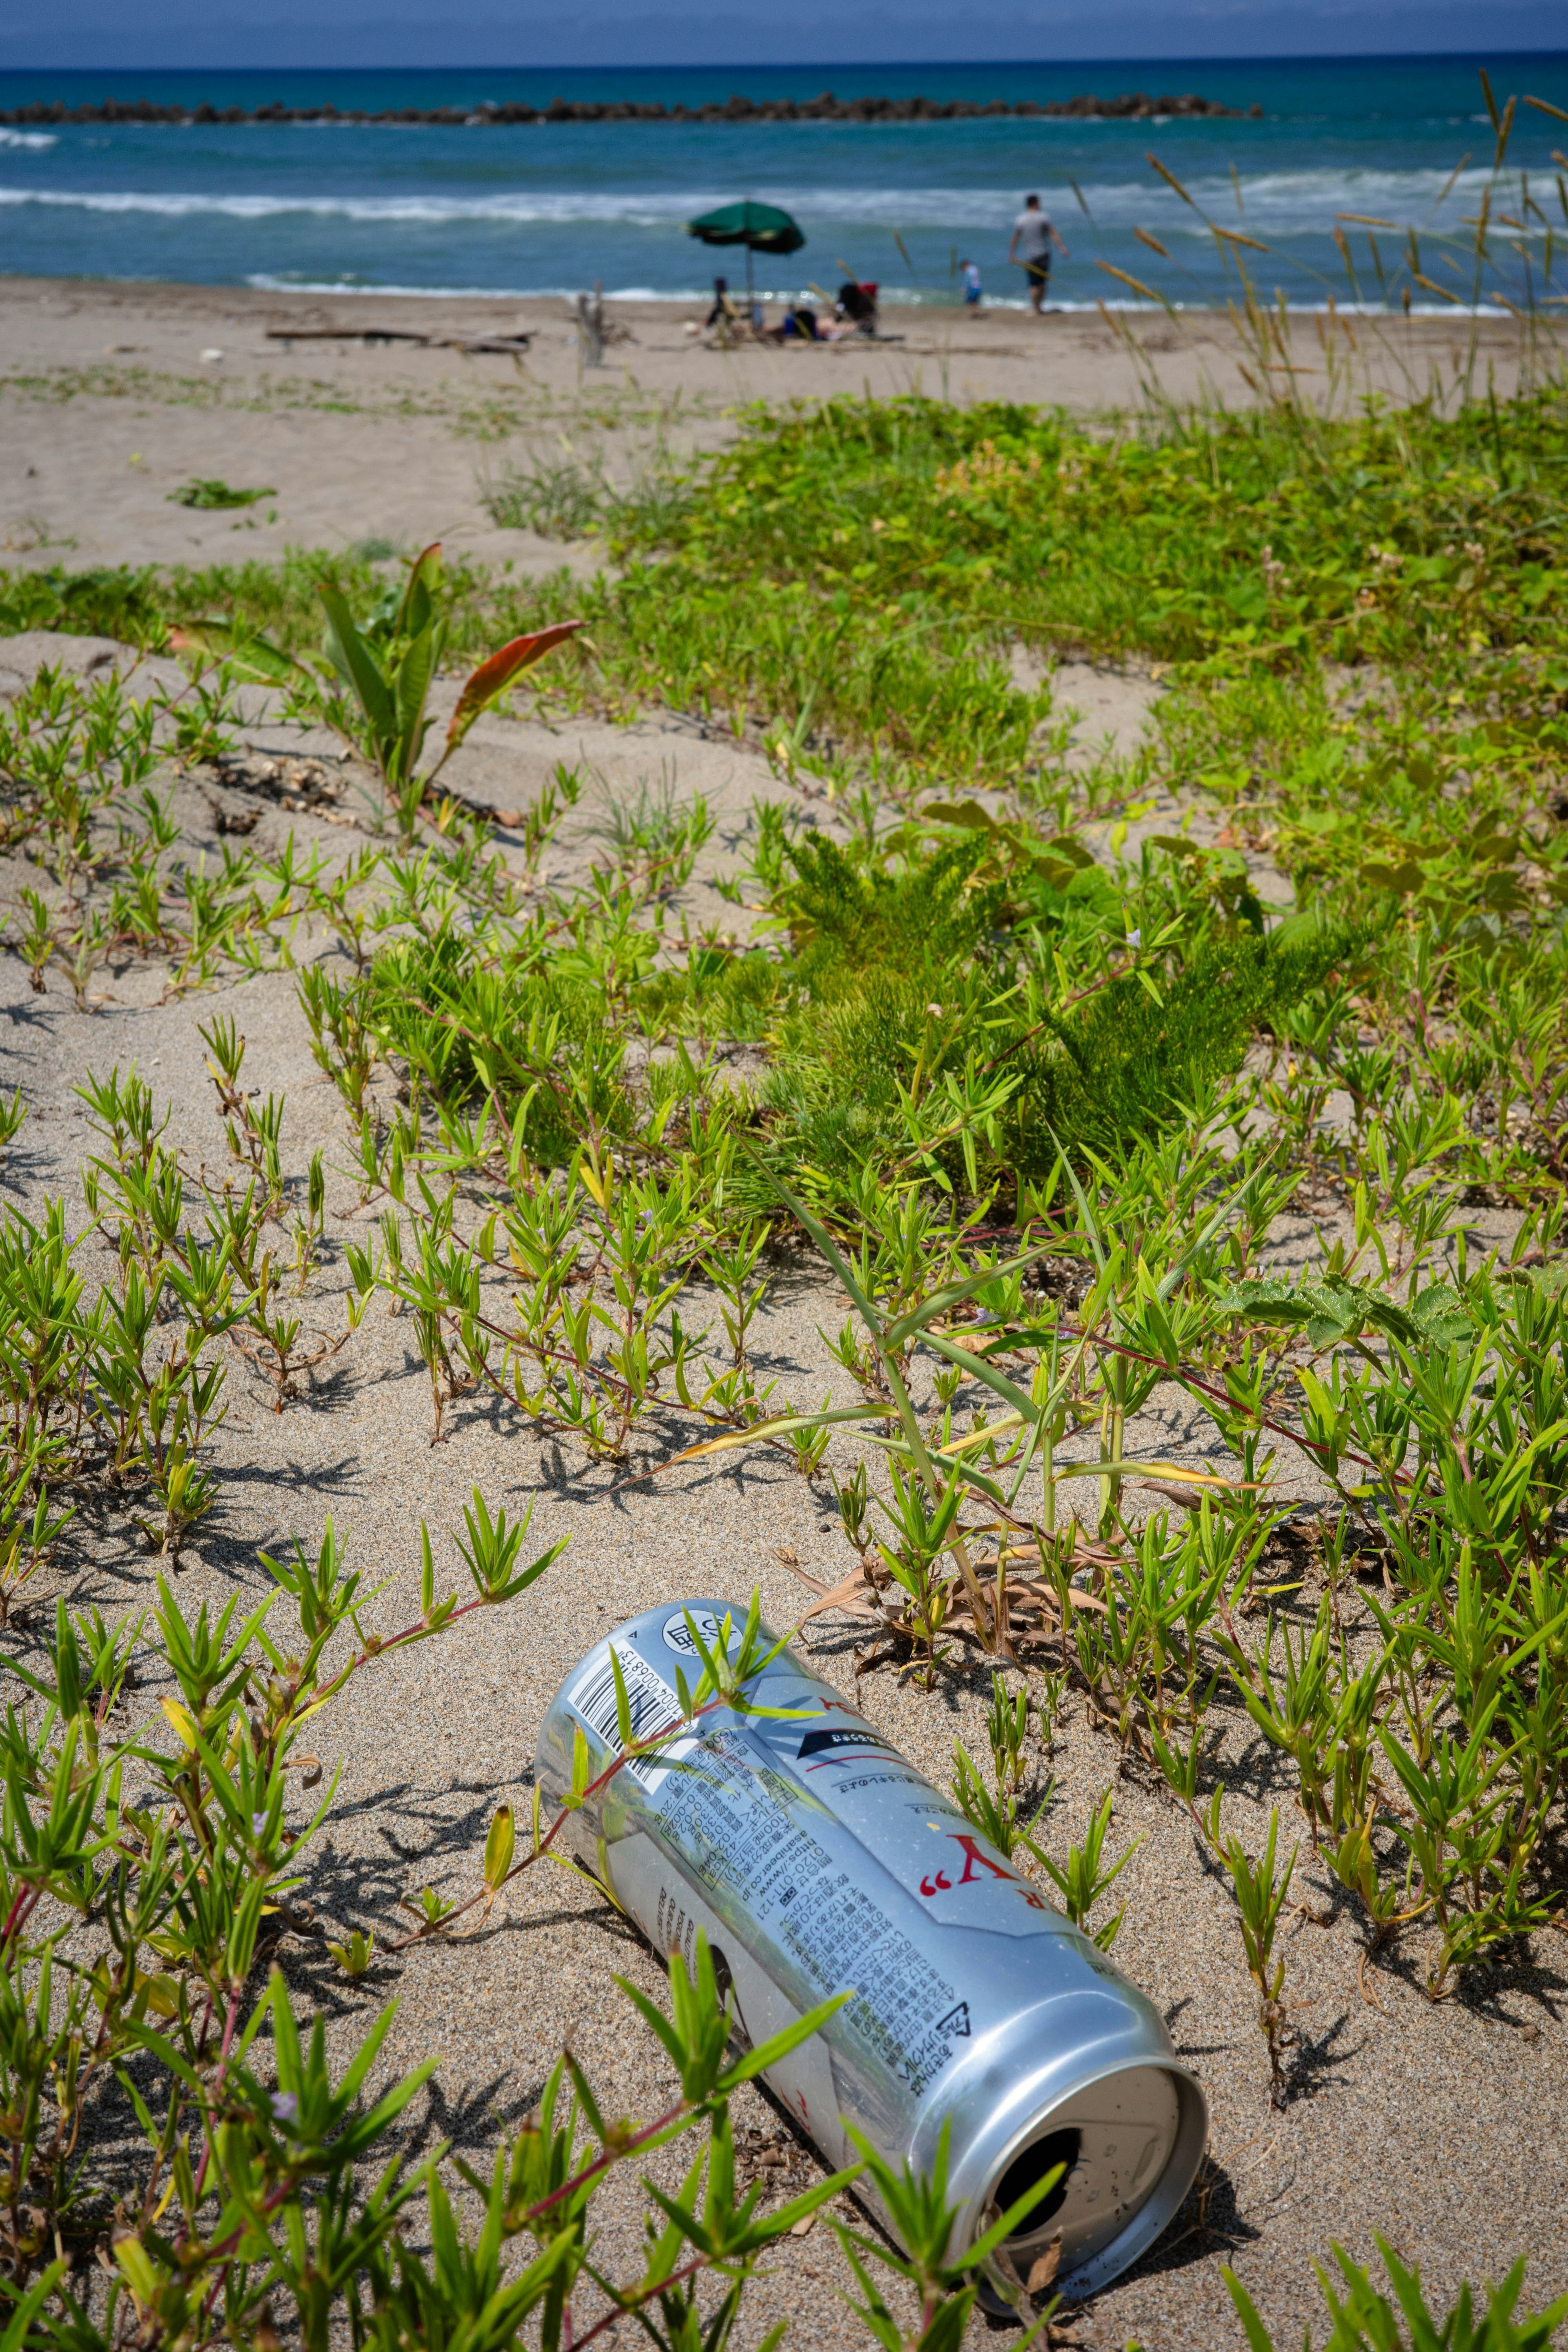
[536,1598,1207,2303]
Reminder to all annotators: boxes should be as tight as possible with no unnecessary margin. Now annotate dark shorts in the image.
[1025,257,1050,286]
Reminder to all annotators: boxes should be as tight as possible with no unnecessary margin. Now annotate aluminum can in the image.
[536,1598,1208,2303]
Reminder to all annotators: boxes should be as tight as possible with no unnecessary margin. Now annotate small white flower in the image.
[1125,929,1143,949]
[270,2092,298,2125]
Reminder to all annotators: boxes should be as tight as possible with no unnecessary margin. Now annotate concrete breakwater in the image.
[0,88,1261,127]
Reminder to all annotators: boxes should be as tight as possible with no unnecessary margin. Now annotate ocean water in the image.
[1,55,1565,312]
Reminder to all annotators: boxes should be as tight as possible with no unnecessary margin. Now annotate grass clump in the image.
[713,820,1352,1185]
[484,446,607,539]
[167,476,276,509]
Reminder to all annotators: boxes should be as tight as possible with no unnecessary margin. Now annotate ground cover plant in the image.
[10,371,1568,803]
[167,482,277,514]
[1,272,1567,2345]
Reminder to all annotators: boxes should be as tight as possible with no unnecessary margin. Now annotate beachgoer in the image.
[764,302,820,343]
[704,275,731,329]
[836,279,879,333]
[961,257,982,307]
[1007,194,1067,314]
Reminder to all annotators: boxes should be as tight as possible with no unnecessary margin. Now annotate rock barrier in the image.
[0,89,1262,127]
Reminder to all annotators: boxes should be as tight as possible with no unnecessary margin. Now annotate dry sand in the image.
[0,610,1564,2352]
[3,276,1561,579]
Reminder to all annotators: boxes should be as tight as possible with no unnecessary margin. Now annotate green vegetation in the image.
[0,544,575,666]
[1226,2239,1568,2352]
[167,477,276,510]
[0,326,1566,2347]
[697,385,1566,659]
[11,376,1567,796]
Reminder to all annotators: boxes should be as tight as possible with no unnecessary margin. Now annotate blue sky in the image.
[2,0,1564,69]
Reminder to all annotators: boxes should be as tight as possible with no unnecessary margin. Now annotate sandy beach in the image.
[1,270,1566,2352]
[4,276,1557,578]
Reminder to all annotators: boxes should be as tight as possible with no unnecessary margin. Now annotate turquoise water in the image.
[1,56,1565,310]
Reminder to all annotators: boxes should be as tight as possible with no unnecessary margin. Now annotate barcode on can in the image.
[569,1642,686,1789]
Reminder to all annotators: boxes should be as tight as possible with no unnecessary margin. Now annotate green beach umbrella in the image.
[686,199,806,255]
[686,199,805,310]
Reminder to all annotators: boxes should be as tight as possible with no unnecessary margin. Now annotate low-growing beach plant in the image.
[1029,1788,1143,1955]
[1201,1796,1299,2110]
[167,477,276,511]
[482,444,607,540]
[0,1552,1053,2352]
[1225,2238,1568,2352]
[0,1087,26,1157]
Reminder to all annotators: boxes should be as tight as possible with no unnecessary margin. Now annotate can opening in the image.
[993,2126,1080,2238]
[979,2063,1193,2298]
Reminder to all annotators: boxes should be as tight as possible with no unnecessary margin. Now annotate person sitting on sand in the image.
[961,257,982,307]
[1008,195,1067,314]
[696,274,745,346]
[760,301,820,343]
[842,277,879,334]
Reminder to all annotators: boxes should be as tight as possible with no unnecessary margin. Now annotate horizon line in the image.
[3,47,1567,74]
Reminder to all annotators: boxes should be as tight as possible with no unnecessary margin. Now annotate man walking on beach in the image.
[1009,194,1067,313]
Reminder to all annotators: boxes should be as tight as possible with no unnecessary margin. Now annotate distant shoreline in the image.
[0,273,1523,320]
[4,272,1546,331]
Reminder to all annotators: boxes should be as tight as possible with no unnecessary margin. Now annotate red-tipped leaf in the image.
[445,620,584,754]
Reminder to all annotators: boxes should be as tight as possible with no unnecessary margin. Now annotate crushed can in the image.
[535,1599,1208,2303]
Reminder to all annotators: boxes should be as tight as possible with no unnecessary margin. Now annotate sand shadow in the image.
[1284,2007,1361,2101]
